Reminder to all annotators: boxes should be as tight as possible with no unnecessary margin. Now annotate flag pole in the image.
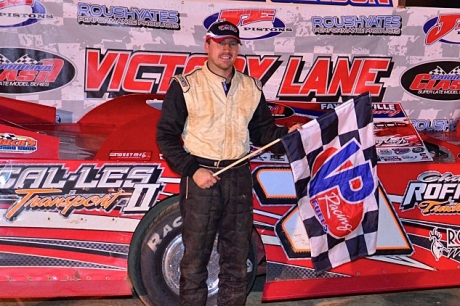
[212,138,281,177]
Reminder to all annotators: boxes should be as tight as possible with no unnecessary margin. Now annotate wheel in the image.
[128,196,258,306]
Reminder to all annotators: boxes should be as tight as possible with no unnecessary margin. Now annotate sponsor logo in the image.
[321,103,341,110]
[429,228,460,261]
[378,148,392,155]
[376,136,410,147]
[0,0,53,28]
[312,15,401,36]
[267,102,294,118]
[309,139,375,238]
[379,156,401,161]
[392,148,410,155]
[270,0,392,6]
[77,2,180,30]
[0,48,76,94]
[2,164,164,220]
[401,61,460,101]
[401,171,460,214]
[0,133,37,153]
[401,155,418,160]
[424,14,460,45]
[412,147,424,153]
[203,9,293,41]
[109,151,152,161]
[411,119,458,132]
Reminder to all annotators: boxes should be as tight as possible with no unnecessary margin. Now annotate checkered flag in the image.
[281,92,378,272]
[449,66,460,75]
[0,54,11,64]
[14,54,39,65]
[429,66,446,75]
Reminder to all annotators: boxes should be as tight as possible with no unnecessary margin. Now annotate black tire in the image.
[128,196,258,306]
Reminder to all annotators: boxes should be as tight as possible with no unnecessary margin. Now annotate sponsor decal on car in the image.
[267,102,294,118]
[109,151,152,161]
[1,164,164,220]
[0,48,76,94]
[0,133,37,153]
[411,119,458,132]
[401,171,460,214]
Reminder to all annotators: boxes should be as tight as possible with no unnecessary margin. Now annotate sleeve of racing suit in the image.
[248,92,289,155]
[156,80,200,177]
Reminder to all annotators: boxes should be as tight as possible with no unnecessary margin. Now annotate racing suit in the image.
[156,62,288,305]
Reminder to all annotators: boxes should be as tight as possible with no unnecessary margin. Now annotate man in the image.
[156,20,301,306]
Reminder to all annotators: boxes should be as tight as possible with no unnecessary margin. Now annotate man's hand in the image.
[193,168,220,189]
[288,123,303,133]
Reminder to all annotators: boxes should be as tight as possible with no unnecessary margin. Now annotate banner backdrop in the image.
[0,0,459,130]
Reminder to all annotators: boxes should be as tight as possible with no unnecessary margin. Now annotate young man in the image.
[156,20,301,305]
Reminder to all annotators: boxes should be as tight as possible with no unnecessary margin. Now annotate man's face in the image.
[205,38,239,77]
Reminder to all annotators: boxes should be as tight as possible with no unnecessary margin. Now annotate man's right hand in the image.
[192,168,220,189]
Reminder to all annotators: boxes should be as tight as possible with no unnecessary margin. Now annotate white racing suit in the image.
[156,62,288,306]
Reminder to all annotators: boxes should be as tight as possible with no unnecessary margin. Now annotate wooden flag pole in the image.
[212,138,281,177]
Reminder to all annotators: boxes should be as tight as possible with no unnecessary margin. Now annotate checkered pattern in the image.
[14,54,39,65]
[0,54,11,64]
[0,133,18,140]
[281,93,379,272]
[429,66,446,75]
[450,66,460,75]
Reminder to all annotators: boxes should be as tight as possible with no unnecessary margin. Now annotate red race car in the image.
[0,94,459,305]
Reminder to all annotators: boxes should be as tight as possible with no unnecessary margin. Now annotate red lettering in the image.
[157,54,188,93]
[85,50,131,90]
[301,58,329,95]
[123,53,161,92]
[278,57,303,96]
[329,57,361,95]
[409,74,430,90]
[219,9,275,26]
[354,58,389,95]
[36,59,64,82]
[0,0,33,9]
[183,54,207,74]
[279,57,390,99]
[426,14,460,45]
[16,70,37,82]
[246,56,280,82]
[0,70,18,81]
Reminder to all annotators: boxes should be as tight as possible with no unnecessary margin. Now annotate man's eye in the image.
[230,42,238,47]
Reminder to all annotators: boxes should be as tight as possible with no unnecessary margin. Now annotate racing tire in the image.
[128,196,258,306]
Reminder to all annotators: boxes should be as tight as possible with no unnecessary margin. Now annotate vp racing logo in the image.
[0,0,53,28]
[203,9,292,41]
[0,48,76,94]
[309,139,376,238]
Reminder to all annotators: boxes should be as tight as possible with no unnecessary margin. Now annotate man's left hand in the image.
[288,123,303,133]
